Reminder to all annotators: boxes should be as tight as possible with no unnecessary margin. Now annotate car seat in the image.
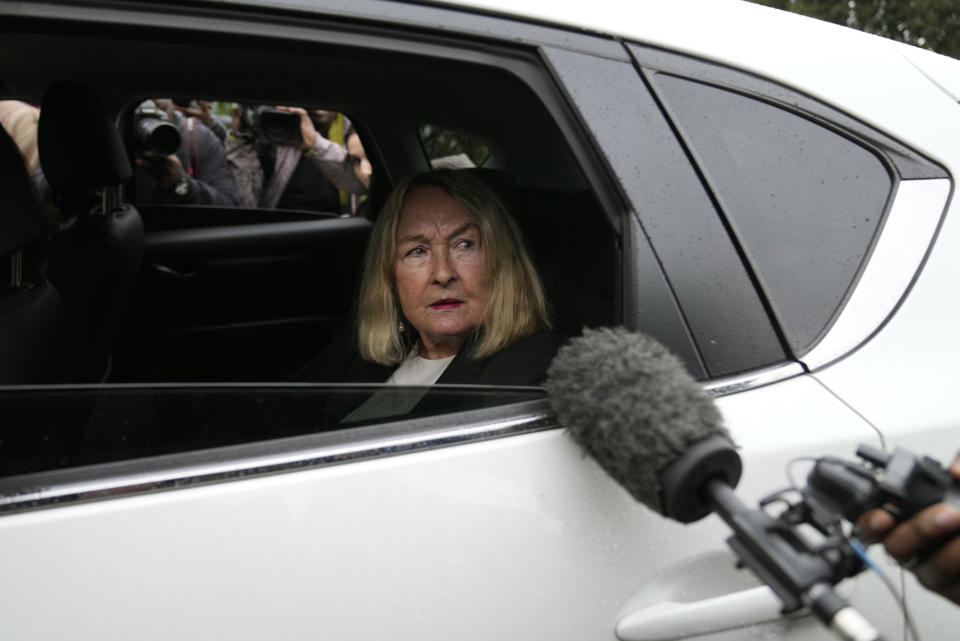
[0,123,66,383]
[466,168,616,336]
[38,81,144,382]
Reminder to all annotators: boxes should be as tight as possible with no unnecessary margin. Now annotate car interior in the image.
[0,12,619,387]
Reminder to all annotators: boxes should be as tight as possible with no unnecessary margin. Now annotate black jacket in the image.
[293,329,566,387]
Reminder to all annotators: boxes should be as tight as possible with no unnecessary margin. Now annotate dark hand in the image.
[178,100,215,127]
[856,451,960,605]
[137,152,186,189]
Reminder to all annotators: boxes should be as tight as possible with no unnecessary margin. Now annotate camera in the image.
[257,107,302,146]
[805,444,960,523]
[133,101,181,156]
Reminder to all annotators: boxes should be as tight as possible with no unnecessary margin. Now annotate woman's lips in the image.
[430,299,464,310]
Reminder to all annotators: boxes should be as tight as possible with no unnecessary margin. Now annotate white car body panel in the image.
[814,185,960,440]
[0,376,914,640]
[895,41,960,101]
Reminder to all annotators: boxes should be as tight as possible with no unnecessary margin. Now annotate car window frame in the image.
[0,386,556,516]
[541,44,788,379]
[629,43,952,371]
[0,3,649,513]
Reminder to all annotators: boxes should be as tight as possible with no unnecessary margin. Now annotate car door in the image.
[0,4,640,640]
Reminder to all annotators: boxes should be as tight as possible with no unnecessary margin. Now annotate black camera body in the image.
[257,108,302,146]
[806,445,960,523]
[230,105,304,146]
[134,102,181,156]
[720,445,959,633]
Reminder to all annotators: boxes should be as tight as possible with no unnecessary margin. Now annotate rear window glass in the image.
[652,74,892,355]
[131,99,371,216]
[418,124,492,168]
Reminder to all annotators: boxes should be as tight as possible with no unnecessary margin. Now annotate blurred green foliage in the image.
[212,101,232,116]
[419,124,491,167]
[751,0,960,59]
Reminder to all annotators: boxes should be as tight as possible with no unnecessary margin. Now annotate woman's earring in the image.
[398,318,406,333]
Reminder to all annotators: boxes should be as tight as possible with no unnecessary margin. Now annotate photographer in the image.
[857,451,960,605]
[176,99,228,143]
[225,104,367,213]
[135,99,238,206]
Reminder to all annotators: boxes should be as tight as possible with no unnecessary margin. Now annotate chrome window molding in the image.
[704,361,805,397]
[801,178,951,371]
[0,399,558,517]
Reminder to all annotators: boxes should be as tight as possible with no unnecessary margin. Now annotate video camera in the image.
[231,105,304,146]
[133,101,180,156]
[805,445,960,531]
[256,107,302,146]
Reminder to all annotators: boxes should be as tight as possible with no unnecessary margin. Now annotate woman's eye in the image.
[406,247,426,257]
[455,239,476,250]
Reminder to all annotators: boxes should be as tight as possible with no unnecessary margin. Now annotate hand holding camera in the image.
[274,105,316,150]
[856,451,960,604]
[175,99,215,128]
[136,151,186,189]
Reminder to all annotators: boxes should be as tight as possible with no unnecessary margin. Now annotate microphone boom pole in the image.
[705,479,882,641]
[657,432,884,641]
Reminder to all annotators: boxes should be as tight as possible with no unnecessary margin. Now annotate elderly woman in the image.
[294,168,564,386]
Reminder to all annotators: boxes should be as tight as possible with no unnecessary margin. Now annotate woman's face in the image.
[394,186,490,358]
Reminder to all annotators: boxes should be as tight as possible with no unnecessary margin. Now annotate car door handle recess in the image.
[152,263,196,279]
[616,585,795,640]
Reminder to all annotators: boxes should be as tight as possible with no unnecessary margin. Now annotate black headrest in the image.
[39,82,131,196]
[464,168,518,213]
[0,125,42,255]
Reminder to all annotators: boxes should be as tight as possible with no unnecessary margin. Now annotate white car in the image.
[0,0,957,639]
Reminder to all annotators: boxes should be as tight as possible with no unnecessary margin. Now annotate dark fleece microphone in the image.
[545,325,741,522]
[546,327,884,641]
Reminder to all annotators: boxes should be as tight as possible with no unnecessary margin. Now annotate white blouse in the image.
[386,350,456,386]
[340,349,455,424]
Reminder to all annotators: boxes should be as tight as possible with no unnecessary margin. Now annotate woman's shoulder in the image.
[487,329,570,386]
[505,330,568,357]
[442,329,568,387]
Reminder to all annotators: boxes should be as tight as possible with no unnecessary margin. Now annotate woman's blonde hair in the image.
[356,169,550,365]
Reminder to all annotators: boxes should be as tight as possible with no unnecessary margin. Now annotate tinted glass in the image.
[0,386,545,477]
[418,124,492,168]
[541,47,786,377]
[132,100,370,216]
[652,74,893,354]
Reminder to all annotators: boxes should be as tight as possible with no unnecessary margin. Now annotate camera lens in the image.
[137,118,180,156]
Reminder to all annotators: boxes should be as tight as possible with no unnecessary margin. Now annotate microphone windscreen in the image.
[546,326,730,515]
